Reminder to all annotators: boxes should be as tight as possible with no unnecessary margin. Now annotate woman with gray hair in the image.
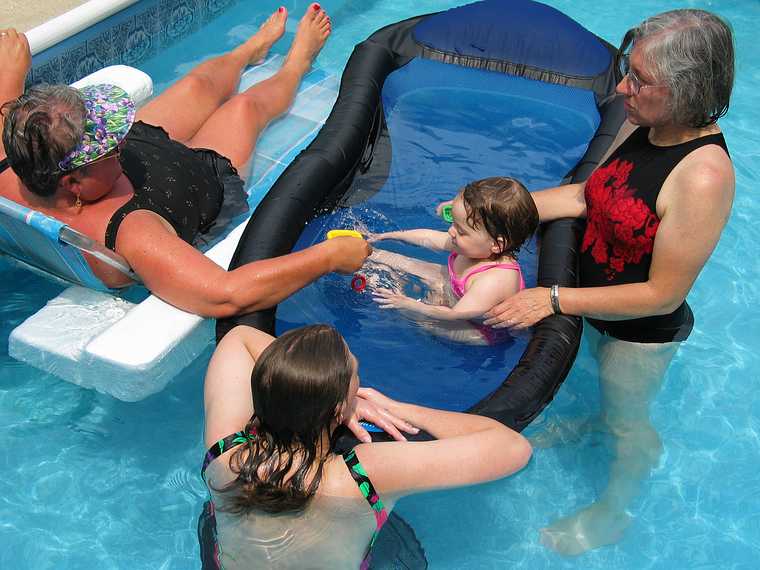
[483,9,735,555]
[0,6,370,317]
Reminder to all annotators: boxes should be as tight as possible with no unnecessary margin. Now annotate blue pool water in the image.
[279,56,602,409]
[1,0,758,568]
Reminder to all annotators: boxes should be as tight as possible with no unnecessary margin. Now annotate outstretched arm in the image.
[116,210,371,317]
[0,29,31,158]
[369,229,452,251]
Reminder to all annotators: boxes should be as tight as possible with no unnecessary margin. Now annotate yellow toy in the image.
[326,229,364,240]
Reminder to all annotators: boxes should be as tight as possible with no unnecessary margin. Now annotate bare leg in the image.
[530,330,607,449]
[370,250,488,344]
[369,249,447,290]
[135,8,288,142]
[186,4,331,169]
[414,319,491,345]
[540,325,680,556]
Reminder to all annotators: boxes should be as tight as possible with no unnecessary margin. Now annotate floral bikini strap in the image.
[201,428,257,481]
[343,448,389,570]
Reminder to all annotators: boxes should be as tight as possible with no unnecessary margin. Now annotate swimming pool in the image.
[1,0,758,568]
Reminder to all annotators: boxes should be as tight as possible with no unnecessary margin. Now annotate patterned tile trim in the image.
[28,0,239,87]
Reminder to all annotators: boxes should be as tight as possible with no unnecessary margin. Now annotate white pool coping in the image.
[26,0,138,54]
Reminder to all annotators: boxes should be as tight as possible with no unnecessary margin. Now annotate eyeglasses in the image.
[617,53,662,96]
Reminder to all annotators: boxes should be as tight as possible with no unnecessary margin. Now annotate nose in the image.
[448,225,456,239]
[616,74,632,96]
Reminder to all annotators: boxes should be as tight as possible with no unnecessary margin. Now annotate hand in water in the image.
[372,288,419,311]
[366,231,398,243]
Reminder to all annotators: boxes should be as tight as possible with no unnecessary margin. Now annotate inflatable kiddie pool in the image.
[218,0,625,433]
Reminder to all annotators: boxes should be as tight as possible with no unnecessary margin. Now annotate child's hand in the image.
[435,200,454,218]
[367,232,394,243]
[372,288,418,311]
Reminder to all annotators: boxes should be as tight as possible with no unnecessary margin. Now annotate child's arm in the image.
[373,268,521,321]
[369,229,452,251]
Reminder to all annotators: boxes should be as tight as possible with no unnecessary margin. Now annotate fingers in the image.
[353,399,419,442]
[345,417,372,444]
[371,288,403,308]
[357,386,381,400]
[373,287,404,296]
[383,413,419,436]
[435,200,453,216]
[372,415,406,441]
[483,311,522,329]
[483,299,511,327]
[329,237,372,273]
[490,288,555,328]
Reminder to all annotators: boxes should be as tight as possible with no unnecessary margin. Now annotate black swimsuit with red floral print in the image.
[580,126,728,343]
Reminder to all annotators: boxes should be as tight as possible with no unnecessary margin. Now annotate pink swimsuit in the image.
[447,252,525,344]
[447,252,525,298]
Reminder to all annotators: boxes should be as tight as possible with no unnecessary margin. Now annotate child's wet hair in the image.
[460,176,539,258]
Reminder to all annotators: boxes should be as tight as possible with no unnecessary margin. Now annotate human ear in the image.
[58,171,82,195]
[492,236,506,254]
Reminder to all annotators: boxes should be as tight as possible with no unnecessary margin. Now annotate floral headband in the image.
[58,84,136,171]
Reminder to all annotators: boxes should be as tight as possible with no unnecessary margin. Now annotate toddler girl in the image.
[370,176,538,344]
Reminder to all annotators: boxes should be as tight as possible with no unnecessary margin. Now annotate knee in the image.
[178,72,218,101]
[613,423,663,468]
[225,93,270,129]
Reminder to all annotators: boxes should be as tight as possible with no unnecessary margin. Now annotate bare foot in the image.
[239,7,288,65]
[284,3,331,72]
[540,503,631,556]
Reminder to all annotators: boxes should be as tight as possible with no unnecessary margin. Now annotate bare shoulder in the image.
[324,442,409,498]
[467,261,521,293]
[665,140,735,211]
[115,209,179,249]
[679,141,734,188]
[203,328,265,448]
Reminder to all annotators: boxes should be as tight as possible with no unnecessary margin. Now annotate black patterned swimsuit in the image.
[579,127,728,343]
[104,121,246,250]
[201,430,389,570]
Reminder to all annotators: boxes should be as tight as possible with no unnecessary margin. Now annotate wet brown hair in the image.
[214,325,354,515]
[460,176,539,259]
